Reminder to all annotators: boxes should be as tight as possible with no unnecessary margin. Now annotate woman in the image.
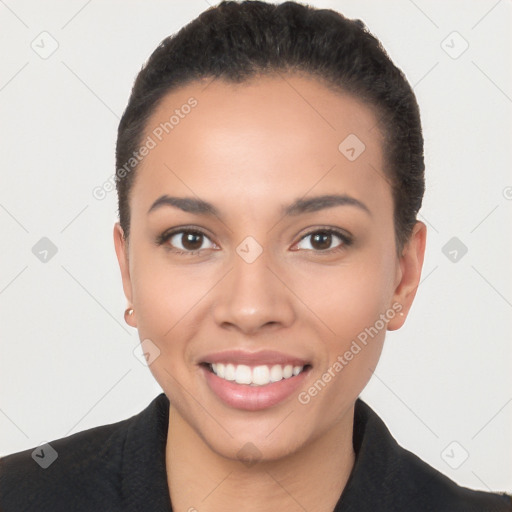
[1,1,510,510]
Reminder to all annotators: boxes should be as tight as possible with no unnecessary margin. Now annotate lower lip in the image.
[201,365,310,411]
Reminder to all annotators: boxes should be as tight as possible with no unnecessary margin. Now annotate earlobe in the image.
[113,222,135,314]
[387,221,427,331]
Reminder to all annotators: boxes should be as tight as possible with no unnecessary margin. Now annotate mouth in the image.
[198,350,312,411]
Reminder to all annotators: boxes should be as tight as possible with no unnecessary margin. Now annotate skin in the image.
[114,72,426,512]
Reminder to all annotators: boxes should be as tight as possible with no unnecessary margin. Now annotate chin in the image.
[206,429,310,466]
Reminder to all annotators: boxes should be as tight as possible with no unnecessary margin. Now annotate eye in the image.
[294,228,352,253]
[157,228,217,255]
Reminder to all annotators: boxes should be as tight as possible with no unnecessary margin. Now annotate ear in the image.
[113,222,136,328]
[387,221,427,331]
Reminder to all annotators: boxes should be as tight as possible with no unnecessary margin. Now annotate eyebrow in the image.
[147,194,371,217]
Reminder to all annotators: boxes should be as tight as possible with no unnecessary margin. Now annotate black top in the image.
[0,393,510,511]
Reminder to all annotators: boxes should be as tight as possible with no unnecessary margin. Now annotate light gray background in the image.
[1,0,511,493]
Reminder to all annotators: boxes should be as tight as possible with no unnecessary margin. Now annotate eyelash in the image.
[156,226,353,256]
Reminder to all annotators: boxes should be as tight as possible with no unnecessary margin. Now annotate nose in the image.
[211,246,295,335]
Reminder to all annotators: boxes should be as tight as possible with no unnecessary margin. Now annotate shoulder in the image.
[391,438,512,512]
[338,399,512,512]
[0,393,170,512]
[0,416,130,511]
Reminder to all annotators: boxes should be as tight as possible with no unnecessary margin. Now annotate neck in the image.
[166,406,356,512]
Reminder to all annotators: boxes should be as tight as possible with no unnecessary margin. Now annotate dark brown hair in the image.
[115,0,424,253]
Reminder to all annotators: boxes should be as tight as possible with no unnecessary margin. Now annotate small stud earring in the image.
[124,307,134,324]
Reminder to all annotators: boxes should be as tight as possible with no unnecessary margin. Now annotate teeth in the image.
[225,363,236,381]
[252,365,270,385]
[216,363,225,378]
[269,364,283,382]
[210,363,305,386]
[235,364,252,384]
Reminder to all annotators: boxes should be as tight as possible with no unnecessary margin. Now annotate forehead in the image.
[131,73,390,217]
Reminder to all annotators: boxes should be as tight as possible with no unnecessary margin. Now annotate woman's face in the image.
[114,73,425,461]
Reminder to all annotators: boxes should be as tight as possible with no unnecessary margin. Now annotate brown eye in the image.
[176,232,204,251]
[295,229,352,253]
[159,229,216,254]
[310,232,333,250]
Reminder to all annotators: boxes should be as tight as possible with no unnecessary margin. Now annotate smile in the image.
[199,350,312,411]
[209,363,306,386]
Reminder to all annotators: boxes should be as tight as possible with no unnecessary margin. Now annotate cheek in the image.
[292,263,391,420]
[129,255,211,368]
[131,264,206,396]
[131,250,204,324]
[292,252,395,394]
[292,252,395,343]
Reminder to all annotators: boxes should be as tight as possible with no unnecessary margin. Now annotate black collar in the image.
[119,393,511,512]
[121,393,173,511]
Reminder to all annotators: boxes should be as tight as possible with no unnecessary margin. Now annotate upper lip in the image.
[200,349,311,367]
